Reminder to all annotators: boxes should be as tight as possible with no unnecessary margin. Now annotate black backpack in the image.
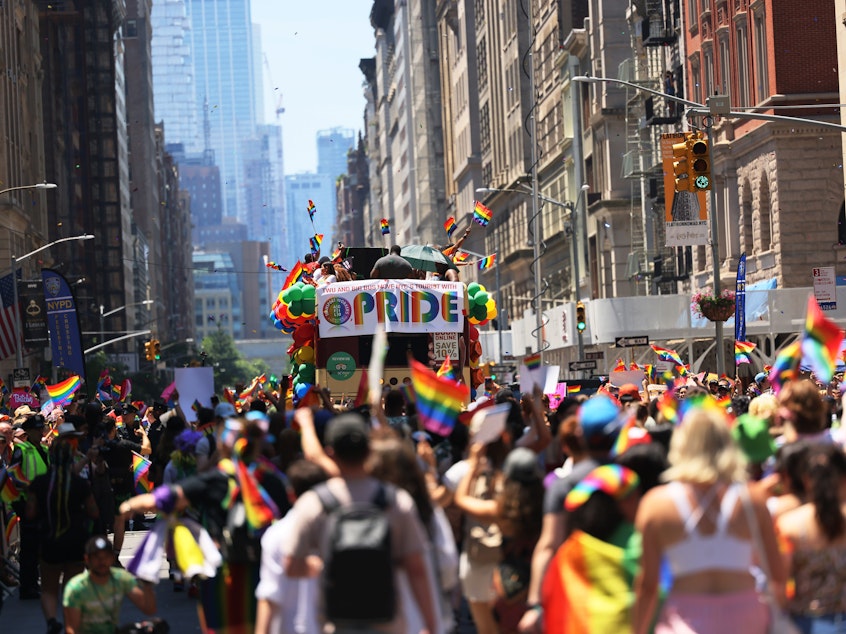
[315,482,397,625]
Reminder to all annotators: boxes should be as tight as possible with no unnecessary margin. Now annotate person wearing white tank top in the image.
[633,408,785,634]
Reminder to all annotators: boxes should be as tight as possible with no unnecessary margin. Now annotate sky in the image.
[251,1,376,175]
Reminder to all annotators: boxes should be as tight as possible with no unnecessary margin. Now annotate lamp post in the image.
[10,232,94,366]
[100,299,154,344]
[476,185,589,365]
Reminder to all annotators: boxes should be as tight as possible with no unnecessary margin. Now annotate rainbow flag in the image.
[31,376,48,395]
[612,359,626,372]
[282,261,307,289]
[542,527,641,634]
[769,340,802,393]
[801,295,844,383]
[46,376,82,406]
[131,452,153,494]
[353,368,369,408]
[478,254,496,270]
[734,340,756,366]
[380,218,390,235]
[656,390,679,425]
[452,251,469,264]
[525,353,542,371]
[307,199,316,220]
[444,217,457,237]
[410,358,469,437]
[473,200,493,227]
[0,467,22,504]
[436,355,456,381]
[5,510,18,545]
[567,385,581,394]
[191,399,202,413]
[330,247,343,262]
[119,379,132,403]
[611,417,652,458]
[309,233,323,254]
[650,344,684,367]
[97,370,111,401]
[235,459,279,531]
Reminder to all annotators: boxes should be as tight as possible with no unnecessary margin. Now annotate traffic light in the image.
[672,136,692,192]
[688,135,711,191]
[576,301,586,332]
[144,340,154,361]
[152,339,161,360]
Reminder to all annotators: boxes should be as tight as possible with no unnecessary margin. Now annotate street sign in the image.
[585,351,605,360]
[12,367,31,389]
[615,335,650,348]
[569,360,597,371]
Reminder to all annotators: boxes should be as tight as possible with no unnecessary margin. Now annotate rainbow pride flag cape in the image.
[473,200,493,227]
[131,452,153,494]
[46,376,82,406]
[542,527,640,634]
[410,358,468,437]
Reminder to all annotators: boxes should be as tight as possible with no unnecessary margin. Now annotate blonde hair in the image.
[748,393,778,422]
[662,408,748,484]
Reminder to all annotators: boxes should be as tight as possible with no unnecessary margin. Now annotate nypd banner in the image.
[317,280,466,338]
[42,268,86,380]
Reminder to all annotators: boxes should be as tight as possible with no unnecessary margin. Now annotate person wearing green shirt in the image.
[63,536,156,634]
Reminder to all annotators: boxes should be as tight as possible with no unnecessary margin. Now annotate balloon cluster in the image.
[270,281,317,334]
[467,282,497,326]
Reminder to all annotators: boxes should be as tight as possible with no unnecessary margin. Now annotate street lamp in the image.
[476,184,590,365]
[100,299,154,344]
[10,232,94,366]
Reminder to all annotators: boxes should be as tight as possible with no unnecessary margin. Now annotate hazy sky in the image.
[251,1,375,175]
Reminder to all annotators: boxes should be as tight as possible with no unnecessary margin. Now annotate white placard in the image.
[609,370,646,387]
[432,332,459,361]
[519,364,560,394]
[174,367,215,422]
[813,266,837,310]
[470,403,511,445]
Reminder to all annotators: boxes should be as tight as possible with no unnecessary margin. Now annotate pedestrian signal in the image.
[576,302,586,332]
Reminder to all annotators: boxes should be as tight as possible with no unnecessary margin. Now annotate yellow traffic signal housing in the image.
[576,301,586,332]
[152,339,161,360]
[672,136,692,192]
[144,340,154,361]
[689,136,711,191]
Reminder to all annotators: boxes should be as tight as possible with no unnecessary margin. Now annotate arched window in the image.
[741,179,753,254]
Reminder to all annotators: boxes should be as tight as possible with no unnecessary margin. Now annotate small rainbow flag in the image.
[283,261,307,289]
[0,467,22,504]
[452,251,469,264]
[330,247,343,262]
[31,376,48,395]
[567,385,581,394]
[46,376,82,406]
[611,417,652,458]
[131,452,153,494]
[612,359,627,373]
[380,218,390,235]
[734,340,756,366]
[769,340,802,393]
[801,295,844,383]
[309,233,323,254]
[223,388,237,407]
[236,459,279,531]
[629,362,640,371]
[436,355,456,381]
[650,344,684,367]
[410,358,469,437]
[525,353,542,371]
[191,399,202,413]
[444,217,457,237]
[473,200,493,227]
[307,199,316,220]
[478,254,496,270]
[120,379,132,403]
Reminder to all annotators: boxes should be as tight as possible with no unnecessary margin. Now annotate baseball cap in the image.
[324,412,370,451]
[578,396,623,448]
[618,384,641,403]
[85,535,114,556]
[503,447,543,483]
[755,372,768,384]
[214,402,237,419]
[731,414,776,464]
[565,464,640,511]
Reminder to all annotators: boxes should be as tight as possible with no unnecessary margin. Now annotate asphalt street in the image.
[2,529,202,632]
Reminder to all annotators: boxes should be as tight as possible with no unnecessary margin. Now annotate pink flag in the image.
[160,381,176,401]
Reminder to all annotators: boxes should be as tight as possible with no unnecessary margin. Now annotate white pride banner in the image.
[316,279,466,338]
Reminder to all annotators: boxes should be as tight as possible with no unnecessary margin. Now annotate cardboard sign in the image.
[433,332,459,361]
[174,367,215,422]
[10,388,39,411]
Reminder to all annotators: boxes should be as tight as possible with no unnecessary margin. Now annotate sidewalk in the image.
[1,530,201,632]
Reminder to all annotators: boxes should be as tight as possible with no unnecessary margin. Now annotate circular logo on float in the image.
[327,351,356,380]
[322,297,352,325]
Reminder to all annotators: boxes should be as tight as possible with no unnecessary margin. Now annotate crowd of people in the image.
[2,366,846,634]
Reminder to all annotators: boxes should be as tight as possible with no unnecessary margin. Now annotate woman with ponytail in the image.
[26,424,99,634]
[777,443,846,633]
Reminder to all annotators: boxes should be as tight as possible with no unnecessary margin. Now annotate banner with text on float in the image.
[317,279,465,338]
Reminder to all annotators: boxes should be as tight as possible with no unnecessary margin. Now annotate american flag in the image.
[0,271,20,360]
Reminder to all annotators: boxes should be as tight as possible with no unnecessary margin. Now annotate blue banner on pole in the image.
[42,268,86,381]
[735,253,746,342]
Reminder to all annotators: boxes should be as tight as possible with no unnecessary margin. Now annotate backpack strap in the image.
[372,482,396,510]
[314,482,341,512]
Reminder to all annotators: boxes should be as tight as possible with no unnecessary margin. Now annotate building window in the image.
[735,25,750,107]
[757,178,772,250]
[690,58,702,105]
[717,36,730,96]
[741,180,754,253]
[687,0,698,32]
[477,37,488,91]
[480,103,491,154]
[702,47,715,99]
[753,10,769,102]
